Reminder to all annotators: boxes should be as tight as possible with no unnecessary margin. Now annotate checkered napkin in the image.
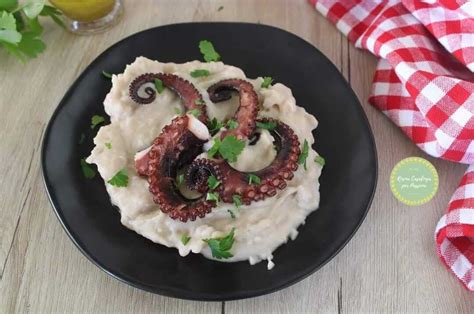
[309,0,474,291]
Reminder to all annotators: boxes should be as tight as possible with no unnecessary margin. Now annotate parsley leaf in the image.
[0,0,18,11]
[80,158,95,179]
[207,138,221,158]
[107,168,128,187]
[207,175,220,190]
[199,40,221,62]
[227,209,236,219]
[226,119,238,130]
[14,31,45,58]
[154,78,164,93]
[195,98,205,106]
[190,69,210,78]
[219,135,245,163]
[187,108,201,117]
[102,71,113,79]
[181,234,191,245]
[90,115,105,129]
[208,118,224,135]
[248,174,261,185]
[174,107,183,115]
[105,142,112,149]
[297,139,309,170]
[39,5,66,29]
[176,174,184,186]
[206,191,219,202]
[0,12,20,44]
[261,76,273,88]
[203,228,235,259]
[232,194,242,208]
[314,155,325,166]
[256,121,276,130]
[23,0,45,19]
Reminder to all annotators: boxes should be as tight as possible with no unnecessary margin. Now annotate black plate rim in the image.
[41,22,378,301]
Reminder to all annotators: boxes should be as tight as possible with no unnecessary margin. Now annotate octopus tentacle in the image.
[186,159,224,194]
[129,73,208,123]
[146,115,216,222]
[207,79,259,139]
[188,118,301,205]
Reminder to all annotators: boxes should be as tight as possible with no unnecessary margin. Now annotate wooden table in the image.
[1,0,473,312]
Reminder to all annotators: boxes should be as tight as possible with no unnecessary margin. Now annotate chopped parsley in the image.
[227,209,236,219]
[199,40,221,62]
[207,175,220,190]
[314,155,325,166]
[174,107,183,115]
[90,115,105,129]
[181,234,191,245]
[206,191,219,202]
[219,135,245,163]
[248,174,261,185]
[232,194,242,208]
[226,119,238,130]
[207,138,221,158]
[261,76,273,88]
[102,71,113,79]
[256,121,276,130]
[208,118,224,135]
[176,174,184,186]
[297,139,309,170]
[107,168,128,187]
[105,142,112,149]
[203,228,235,259]
[154,78,164,93]
[190,69,210,78]
[195,98,205,106]
[80,158,95,179]
[187,108,201,117]
[78,133,85,145]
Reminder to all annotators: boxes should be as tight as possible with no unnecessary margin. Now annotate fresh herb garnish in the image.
[78,133,85,145]
[207,175,220,190]
[154,78,164,93]
[90,115,105,129]
[187,108,201,117]
[314,155,325,166]
[105,142,112,149]
[195,98,205,106]
[227,209,236,219]
[248,174,261,185]
[102,71,113,79]
[256,121,276,130]
[206,191,219,202]
[297,139,309,170]
[219,135,245,163]
[199,40,221,62]
[174,107,183,115]
[181,234,191,245]
[261,76,273,88]
[203,228,235,259]
[190,69,210,78]
[226,119,238,130]
[176,174,184,186]
[0,4,64,62]
[232,194,242,208]
[80,158,95,179]
[107,168,128,187]
[207,138,221,158]
[208,118,224,135]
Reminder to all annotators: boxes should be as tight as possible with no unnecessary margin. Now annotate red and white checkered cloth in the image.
[309,0,474,291]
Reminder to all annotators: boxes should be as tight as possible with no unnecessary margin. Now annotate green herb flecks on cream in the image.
[107,169,128,187]
[297,139,309,170]
[314,155,325,166]
[207,175,220,190]
[190,69,210,78]
[256,121,276,130]
[261,76,273,88]
[154,78,165,93]
[248,174,261,185]
[203,228,235,259]
[187,108,201,117]
[181,234,191,245]
[226,119,238,130]
[232,194,242,208]
[105,142,112,149]
[206,192,219,202]
[199,40,221,62]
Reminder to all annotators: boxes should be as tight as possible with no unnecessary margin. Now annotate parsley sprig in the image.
[190,69,210,78]
[181,234,191,245]
[248,174,261,185]
[207,135,245,163]
[203,228,235,259]
[107,168,128,187]
[207,175,220,190]
[0,1,64,62]
[314,155,325,166]
[208,118,224,135]
[261,77,273,88]
[297,139,309,170]
[199,40,221,62]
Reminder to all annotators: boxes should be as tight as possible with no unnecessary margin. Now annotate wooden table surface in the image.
[1,0,473,312]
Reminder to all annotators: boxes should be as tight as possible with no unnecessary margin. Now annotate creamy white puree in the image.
[87,57,323,269]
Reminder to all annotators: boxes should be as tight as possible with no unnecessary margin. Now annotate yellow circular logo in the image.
[390,157,439,206]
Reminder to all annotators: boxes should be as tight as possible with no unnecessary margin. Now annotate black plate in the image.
[42,23,377,301]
